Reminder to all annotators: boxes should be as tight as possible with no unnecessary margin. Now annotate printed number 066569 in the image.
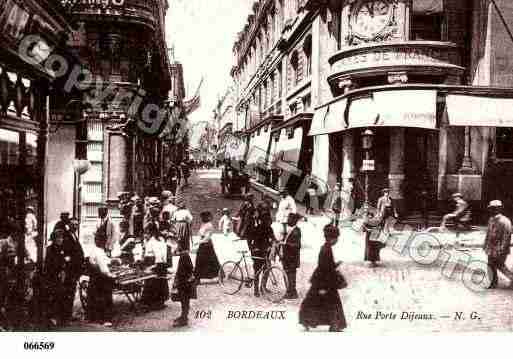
[24,342,55,350]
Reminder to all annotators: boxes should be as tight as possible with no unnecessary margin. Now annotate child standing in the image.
[218,208,233,236]
[194,211,221,283]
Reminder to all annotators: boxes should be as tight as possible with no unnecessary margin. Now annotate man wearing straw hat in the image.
[484,200,513,289]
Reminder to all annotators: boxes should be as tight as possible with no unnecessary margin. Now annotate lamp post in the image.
[362,129,375,215]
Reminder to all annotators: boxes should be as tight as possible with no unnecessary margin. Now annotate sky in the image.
[165,0,254,146]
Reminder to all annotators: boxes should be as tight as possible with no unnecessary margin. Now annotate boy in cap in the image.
[484,200,513,289]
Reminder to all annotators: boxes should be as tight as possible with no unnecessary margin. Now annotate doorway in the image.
[404,128,439,212]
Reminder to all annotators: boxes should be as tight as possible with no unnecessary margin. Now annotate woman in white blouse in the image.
[140,223,169,309]
[172,198,193,251]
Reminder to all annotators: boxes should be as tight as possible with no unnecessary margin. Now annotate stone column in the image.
[107,130,128,209]
[341,131,355,220]
[388,128,405,208]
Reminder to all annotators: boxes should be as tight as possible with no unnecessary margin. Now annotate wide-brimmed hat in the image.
[26,206,35,212]
[382,188,390,193]
[451,193,463,199]
[488,200,503,208]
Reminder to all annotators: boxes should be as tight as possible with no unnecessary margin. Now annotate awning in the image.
[308,98,348,136]
[446,94,513,127]
[348,90,437,129]
[413,0,443,14]
[270,127,303,167]
[245,129,270,165]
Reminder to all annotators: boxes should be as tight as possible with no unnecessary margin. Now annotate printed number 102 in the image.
[195,310,212,319]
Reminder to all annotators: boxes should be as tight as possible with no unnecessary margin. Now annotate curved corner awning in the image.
[446,94,513,127]
[413,0,443,14]
[348,90,437,130]
[308,98,348,136]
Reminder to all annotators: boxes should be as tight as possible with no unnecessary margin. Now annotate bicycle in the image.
[218,243,288,303]
[424,220,482,251]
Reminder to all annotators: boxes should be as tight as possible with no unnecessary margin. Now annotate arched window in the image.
[303,35,312,78]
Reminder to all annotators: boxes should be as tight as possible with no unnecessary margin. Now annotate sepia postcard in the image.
[1,1,513,351]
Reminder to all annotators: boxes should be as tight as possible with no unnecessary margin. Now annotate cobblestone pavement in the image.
[63,169,513,333]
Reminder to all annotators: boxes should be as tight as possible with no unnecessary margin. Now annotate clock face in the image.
[352,0,392,39]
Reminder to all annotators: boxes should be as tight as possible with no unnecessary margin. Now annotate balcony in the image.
[327,41,465,89]
[66,0,160,31]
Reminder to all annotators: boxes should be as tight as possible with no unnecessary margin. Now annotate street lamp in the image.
[361,129,375,215]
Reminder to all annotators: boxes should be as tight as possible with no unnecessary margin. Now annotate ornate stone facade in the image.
[61,0,172,219]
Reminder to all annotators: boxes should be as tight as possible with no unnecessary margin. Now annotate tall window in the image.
[411,14,444,41]
[290,50,299,87]
[496,128,513,159]
[303,35,312,78]
[269,73,275,104]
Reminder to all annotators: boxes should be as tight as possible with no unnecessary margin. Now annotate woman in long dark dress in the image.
[171,241,196,328]
[299,224,347,332]
[194,211,220,282]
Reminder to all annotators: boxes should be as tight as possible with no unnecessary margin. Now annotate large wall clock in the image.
[351,0,394,41]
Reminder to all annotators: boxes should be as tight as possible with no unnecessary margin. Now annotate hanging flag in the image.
[184,77,204,115]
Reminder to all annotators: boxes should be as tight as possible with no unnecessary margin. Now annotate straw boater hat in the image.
[488,200,503,208]
[161,190,172,199]
[452,193,463,199]
[26,206,35,212]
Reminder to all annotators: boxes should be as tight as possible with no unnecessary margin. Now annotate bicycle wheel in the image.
[260,266,288,303]
[219,261,244,295]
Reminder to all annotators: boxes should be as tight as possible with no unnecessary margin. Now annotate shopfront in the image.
[310,87,440,213]
[0,0,74,320]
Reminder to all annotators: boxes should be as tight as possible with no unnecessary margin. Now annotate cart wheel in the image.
[133,283,143,303]
[78,279,89,311]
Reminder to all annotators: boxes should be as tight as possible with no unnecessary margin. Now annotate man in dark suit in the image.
[282,213,301,299]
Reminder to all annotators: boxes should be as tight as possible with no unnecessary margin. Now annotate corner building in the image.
[232,0,513,220]
[47,0,172,224]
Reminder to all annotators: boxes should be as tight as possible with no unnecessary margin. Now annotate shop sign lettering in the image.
[333,46,457,73]
[79,0,126,7]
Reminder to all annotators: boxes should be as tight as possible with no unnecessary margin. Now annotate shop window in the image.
[411,14,444,41]
[496,128,513,159]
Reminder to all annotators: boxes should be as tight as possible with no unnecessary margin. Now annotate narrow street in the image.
[61,169,513,333]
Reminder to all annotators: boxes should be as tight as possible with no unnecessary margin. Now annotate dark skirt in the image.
[299,287,347,330]
[141,263,169,307]
[194,242,220,279]
[364,231,385,262]
[175,222,191,250]
[172,254,197,301]
[86,273,114,322]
